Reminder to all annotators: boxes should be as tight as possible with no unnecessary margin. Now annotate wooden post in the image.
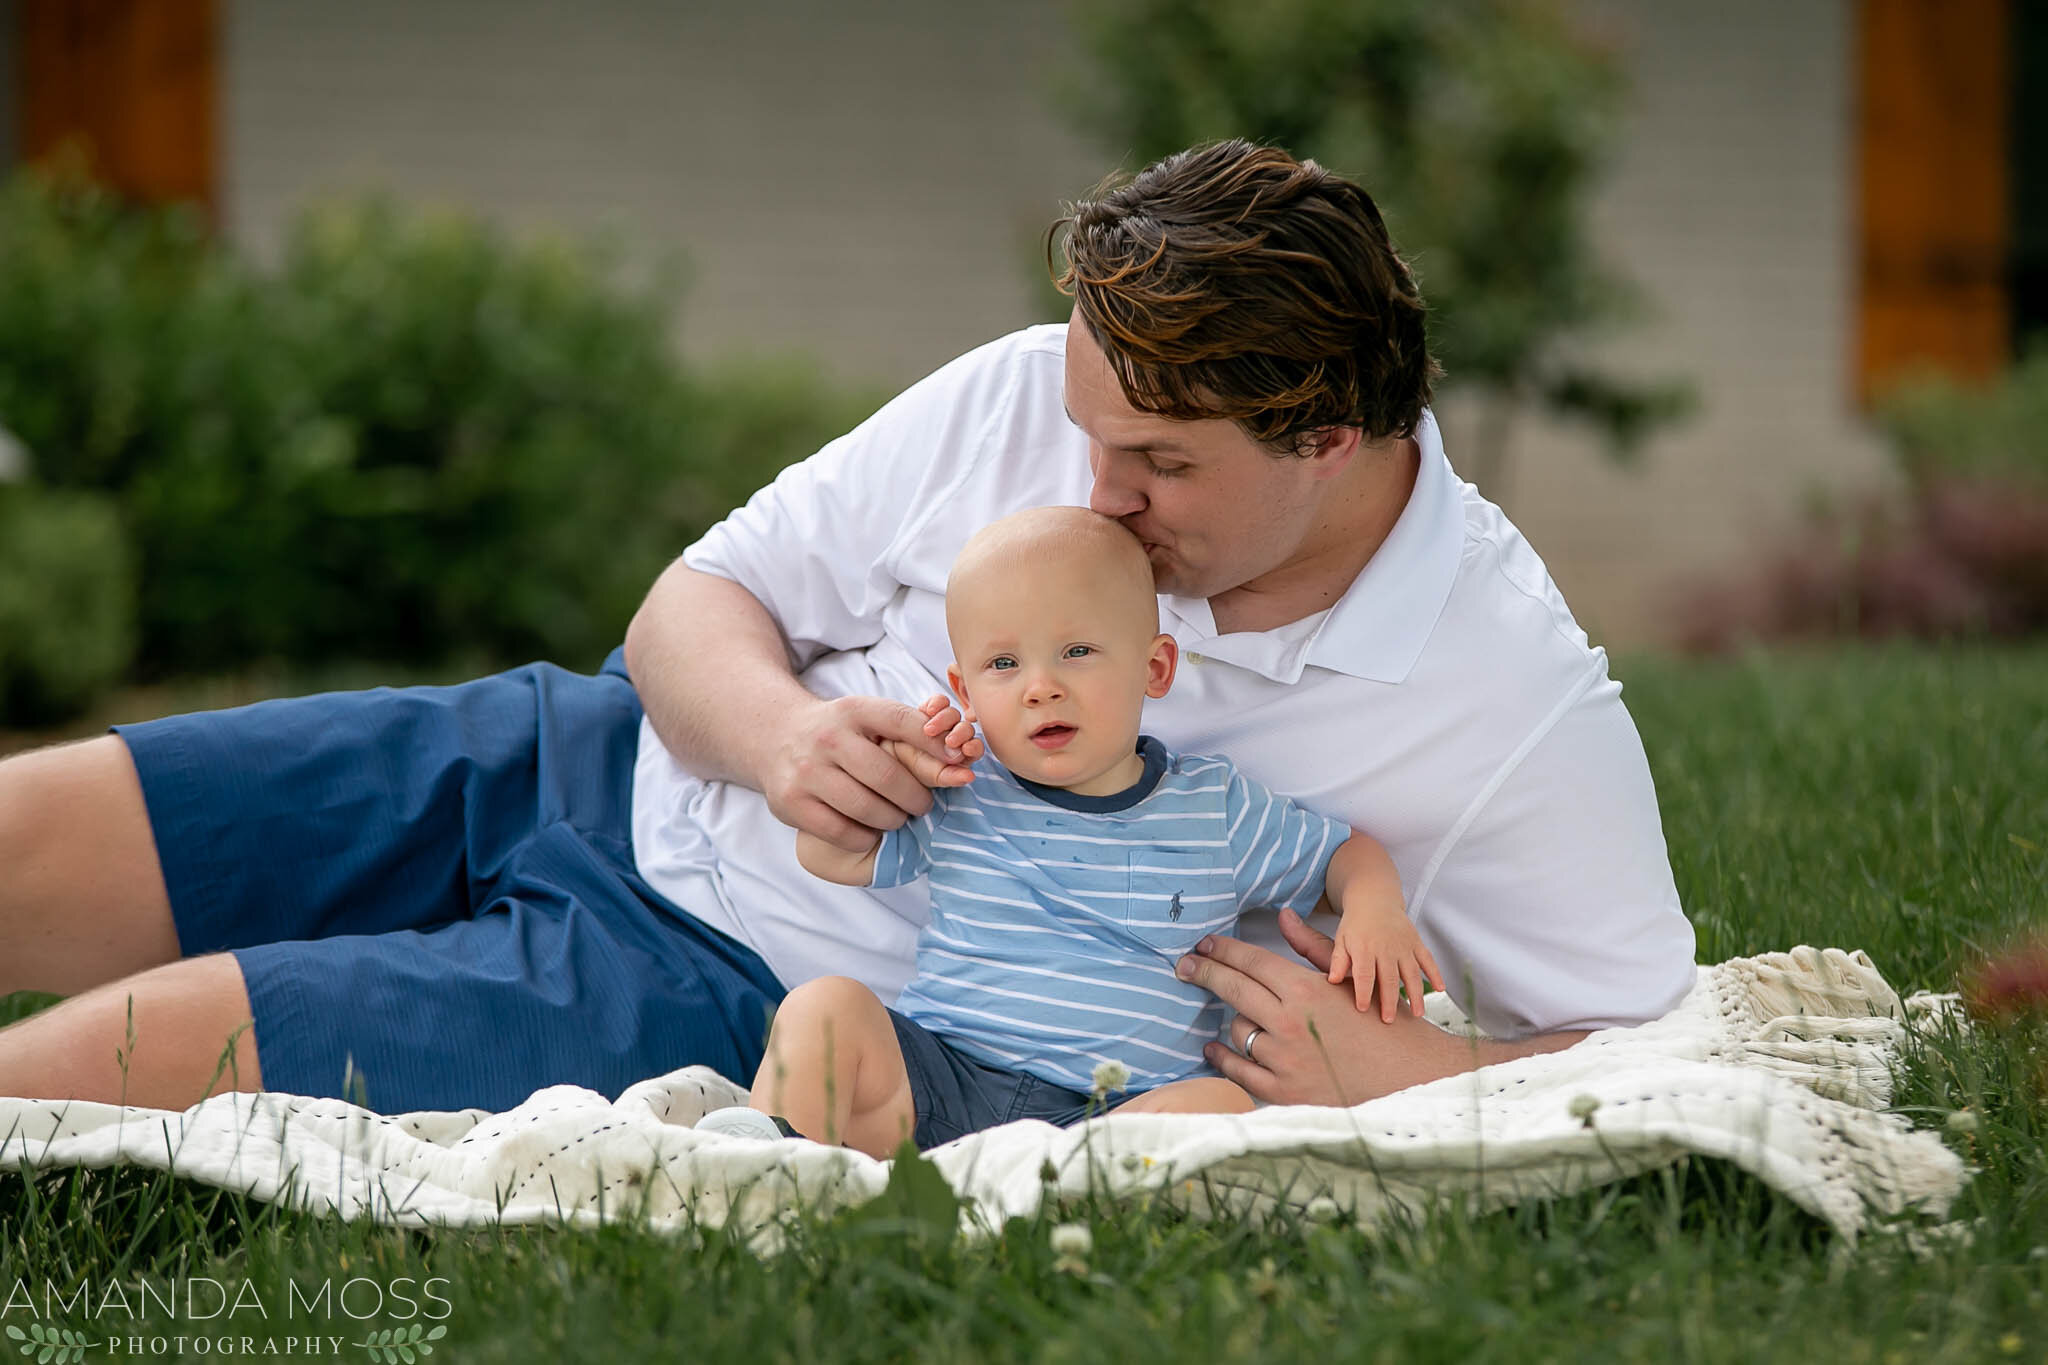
[1855,0,2012,403]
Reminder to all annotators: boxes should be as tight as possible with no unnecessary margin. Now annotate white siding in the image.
[222,0,1885,645]
[223,0,1097,387]
[1444,0,1888,642]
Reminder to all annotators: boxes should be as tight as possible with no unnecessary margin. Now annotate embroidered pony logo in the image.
[1169,891,1183,922]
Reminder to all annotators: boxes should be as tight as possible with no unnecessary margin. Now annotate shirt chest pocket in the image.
[1123,850,1231,954]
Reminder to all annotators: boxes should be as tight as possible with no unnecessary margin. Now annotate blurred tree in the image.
[1059,0,1692,500]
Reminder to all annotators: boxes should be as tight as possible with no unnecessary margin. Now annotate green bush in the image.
[0,173,883,697]
[1679,355,2048,650]
[0,484,135,724]
[1877,347,2048,490]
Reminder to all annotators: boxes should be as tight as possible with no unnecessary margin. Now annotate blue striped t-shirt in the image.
[875,736,1350,1093]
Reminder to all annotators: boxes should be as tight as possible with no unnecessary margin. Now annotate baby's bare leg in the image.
[752,976,914,1158]
[1111,1076,1255,1116]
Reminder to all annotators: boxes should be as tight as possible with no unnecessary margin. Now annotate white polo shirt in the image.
[631,324,1697,1039]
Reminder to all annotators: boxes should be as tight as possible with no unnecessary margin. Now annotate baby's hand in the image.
[1327,905,1445,1023]
[917,693,983,765]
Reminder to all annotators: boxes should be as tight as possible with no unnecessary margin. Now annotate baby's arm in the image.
[795,829,883,885]
[794,730,953,885]
[1321,831,1446,1022]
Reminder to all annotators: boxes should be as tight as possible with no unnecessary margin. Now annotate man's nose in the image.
[1087,451,1145,519]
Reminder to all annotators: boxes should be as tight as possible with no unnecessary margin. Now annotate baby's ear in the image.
[1146,633,1178,699]
[945,664,977,722]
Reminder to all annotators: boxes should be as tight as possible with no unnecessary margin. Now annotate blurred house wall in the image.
[223,0,1098,386]
[221,0,1885,647]
[1449,0,1890,644]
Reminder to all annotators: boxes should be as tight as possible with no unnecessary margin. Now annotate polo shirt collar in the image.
[1158,409,1465,686]
[1008,735,1170,812]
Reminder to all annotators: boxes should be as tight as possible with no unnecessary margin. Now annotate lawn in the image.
[3,643,2046,1364]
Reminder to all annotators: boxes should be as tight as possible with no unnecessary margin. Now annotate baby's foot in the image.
[693,1106,797,1141]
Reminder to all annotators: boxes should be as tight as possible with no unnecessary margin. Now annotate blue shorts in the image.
[114,648,785,1115]
[888,1011,1100,1149]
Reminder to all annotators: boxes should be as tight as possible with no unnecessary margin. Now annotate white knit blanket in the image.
[0,948,1967,1243]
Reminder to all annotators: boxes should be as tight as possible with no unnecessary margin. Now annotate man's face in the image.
[945,551,1173,795]
[1063,309,1332,601]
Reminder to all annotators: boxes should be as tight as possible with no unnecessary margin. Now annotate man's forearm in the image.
[622,559,813,787]
[1352,1020,1591,1101]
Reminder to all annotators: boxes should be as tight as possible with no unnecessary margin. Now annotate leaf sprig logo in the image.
[6,1323,101,1363]
[353,1323,447,1363]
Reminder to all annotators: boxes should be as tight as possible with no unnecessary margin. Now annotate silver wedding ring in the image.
[1242,1027,1263,1062]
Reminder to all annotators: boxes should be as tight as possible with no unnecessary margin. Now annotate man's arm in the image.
[1175,910,1588,1105]
[623,561,979,852]
[621,330,1030,855]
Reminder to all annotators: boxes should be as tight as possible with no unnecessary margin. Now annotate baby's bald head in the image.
[945,507,1159,645]
[943,507,1177,791]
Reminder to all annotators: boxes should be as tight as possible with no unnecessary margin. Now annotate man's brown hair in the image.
[1049,139,1439,455]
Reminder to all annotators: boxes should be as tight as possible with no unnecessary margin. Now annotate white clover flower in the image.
[1049,1222,1093,1258]
[1091,1059,1131,1094]
[1568,1094,1602,1125]
[1945,1108,1980,1137]
[1304,1196,1341,1224]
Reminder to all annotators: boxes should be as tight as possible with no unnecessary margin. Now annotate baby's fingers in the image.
[1327,940,1352,986]
[1419,945,1446,997]
[1400,956,1428,1018]
[1378,956,1402,1023]
[1353,964,1376,1013]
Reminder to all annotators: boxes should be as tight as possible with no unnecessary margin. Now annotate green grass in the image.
[4,642,2047,1363]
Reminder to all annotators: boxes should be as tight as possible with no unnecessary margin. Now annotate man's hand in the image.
[1175,908,1587,1106]
[765,696,984,853]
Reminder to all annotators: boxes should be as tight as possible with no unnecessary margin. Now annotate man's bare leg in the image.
[0,735,263,1107]
[0,953,263,1106]
[0,735,182,995]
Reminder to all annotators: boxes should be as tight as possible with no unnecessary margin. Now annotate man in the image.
[0,140,1695,1114]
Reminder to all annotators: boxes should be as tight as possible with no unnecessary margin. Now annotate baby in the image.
[728,507,1439,1157]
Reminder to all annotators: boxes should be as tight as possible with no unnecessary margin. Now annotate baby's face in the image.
[945,551,1173,794]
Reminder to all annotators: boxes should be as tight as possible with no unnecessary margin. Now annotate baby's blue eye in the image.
[1063,645,1094,659]
[990,656,1016,671]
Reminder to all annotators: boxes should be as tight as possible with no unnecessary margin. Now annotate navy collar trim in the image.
[1011,735,1169,813]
